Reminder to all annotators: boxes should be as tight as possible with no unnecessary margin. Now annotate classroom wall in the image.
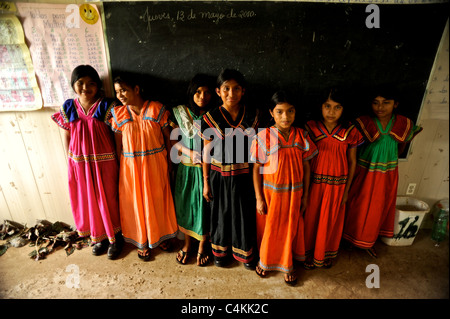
[0,0,448,229]
[397,21,449,228]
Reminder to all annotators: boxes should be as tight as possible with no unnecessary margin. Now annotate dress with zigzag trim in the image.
[198,105,259,263]
[51,98,121,244]
[109,101,178,250]
[304,121,364,267]
[343,114,422,249]
[251,126,318,273]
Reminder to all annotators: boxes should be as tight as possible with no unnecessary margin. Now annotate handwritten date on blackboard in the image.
[141,7,256,33]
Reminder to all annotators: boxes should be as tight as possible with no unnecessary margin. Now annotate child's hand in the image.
[300,196,308,215]
[190,150,202,164]
[256,198,267,215]
[203,182,213,202]
[341,191,349,206]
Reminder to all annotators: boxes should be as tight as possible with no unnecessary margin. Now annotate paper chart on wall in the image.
[0,14,43,112]
[15,2,111,107]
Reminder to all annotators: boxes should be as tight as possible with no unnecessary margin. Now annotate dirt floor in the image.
[0,229,448,306]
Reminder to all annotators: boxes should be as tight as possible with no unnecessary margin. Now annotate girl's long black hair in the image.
[187,73,216,116]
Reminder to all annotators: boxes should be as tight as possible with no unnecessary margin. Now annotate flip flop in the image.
[366,247,377,258]
[159,240,172,252]
[197,252,210,267]
[137,249,151,262]
[176,249,189,265]
[255,265,267,278]
[303,261,315,270]
[323,259,332,269]
[284,272,298,286]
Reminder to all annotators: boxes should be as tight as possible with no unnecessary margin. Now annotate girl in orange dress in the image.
[109,74,178,261]
[303,88,364,269]
[251,91,317,286]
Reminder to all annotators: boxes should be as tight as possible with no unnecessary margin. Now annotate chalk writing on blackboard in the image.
[141,7,256,33]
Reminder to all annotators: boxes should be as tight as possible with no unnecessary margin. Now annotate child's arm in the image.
[62,129,70,156]
[398,142,408,156]
[171,128,201,164]
[301,159,311,214]
[162,126,174,172]
[114,132,122,165]
[202,140,213,202]
[342,147,357,206]
[253,163,267,215]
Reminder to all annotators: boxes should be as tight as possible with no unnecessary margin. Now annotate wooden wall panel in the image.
[15,109,72,224]
[0,113,45,226]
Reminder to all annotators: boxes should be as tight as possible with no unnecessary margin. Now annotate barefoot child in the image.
[252,91,317,286]
[303,88,364,269]
[171,74,215,266]
[51,65,122,259]
[109,74,178,261]
[343,86,422,257]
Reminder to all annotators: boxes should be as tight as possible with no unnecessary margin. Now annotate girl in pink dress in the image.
[51,65,122,259]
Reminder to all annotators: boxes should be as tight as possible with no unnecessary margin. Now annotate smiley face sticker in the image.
[79,4,99,25]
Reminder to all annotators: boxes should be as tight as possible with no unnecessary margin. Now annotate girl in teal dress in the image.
[171,74,216,266]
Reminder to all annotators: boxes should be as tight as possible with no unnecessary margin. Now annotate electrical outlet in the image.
[406,183,417,195]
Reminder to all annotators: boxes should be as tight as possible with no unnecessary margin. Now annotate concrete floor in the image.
[0,229,448,312]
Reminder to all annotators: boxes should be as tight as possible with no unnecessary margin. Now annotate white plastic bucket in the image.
[381,196,430,246]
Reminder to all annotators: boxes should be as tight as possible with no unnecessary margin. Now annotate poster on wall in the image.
[0,14,43,112]
[15,2,111,107]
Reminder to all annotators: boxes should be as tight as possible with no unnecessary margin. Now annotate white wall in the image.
[398,21,449,228]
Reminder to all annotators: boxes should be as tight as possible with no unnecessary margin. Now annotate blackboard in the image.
[104,1,447,127]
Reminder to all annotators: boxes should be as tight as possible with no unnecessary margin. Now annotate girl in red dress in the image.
[303,88,364,269]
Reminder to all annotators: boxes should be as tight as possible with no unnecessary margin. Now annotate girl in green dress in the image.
[343,86,422,257]
[171,74,216,266]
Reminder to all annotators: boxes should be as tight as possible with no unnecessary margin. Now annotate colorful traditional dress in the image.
[51,98,121,244]
[198,105,259,263]
[109,101,178,250]
[304,121,364,267]
[343,114,422,248]
[251,126,318,273]
[170,105,208,241]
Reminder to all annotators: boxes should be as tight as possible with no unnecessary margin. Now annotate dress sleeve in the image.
[347,125,365,148]
[158,106,171,129]
[197,112,216,142]
[51,111,70,130]
[50,99,73,130]
[302,129,318,161]
[405,124,423,143]
[109,105,130,133]
[250,130,268,164]
[169,106,179,129]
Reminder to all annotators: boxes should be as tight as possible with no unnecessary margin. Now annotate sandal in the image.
[366,247,377,258]
[197,252,210,267]
[323,259,332,269]
[176,249,190,265]
[284,272,298,286]
[303,261,315,270]
[159,240,172,252]
[255,265,267,278]
[137,248,151,262]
